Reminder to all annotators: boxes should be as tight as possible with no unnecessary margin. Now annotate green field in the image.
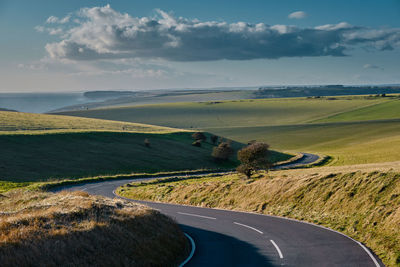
[204,119,400,165]
[58,96,400,165]
[57,96,388,128]
[314,100,400,123]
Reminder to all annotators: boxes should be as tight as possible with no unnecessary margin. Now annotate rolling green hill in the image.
[204,119,400,165]
[0,111,290,186]
[57,96,400,166]
[0,110,180,134]
[314,99,400,123]
[56,97,389,128]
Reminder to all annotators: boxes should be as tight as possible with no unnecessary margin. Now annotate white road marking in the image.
[177,212,216,220]
[233,222,263,234]
[80,187,87,191]
[179,233,196,267]
[270,240,284,259]
[357,241,380,267]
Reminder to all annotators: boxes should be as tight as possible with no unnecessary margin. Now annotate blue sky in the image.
[1,0,400,92]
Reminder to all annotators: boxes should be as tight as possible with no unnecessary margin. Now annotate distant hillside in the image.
[51,89,253,112]
[57,96,400,166]
[84,90,137,99]
[255,85,400,98]
[0,108,17,112]
[0,110,180,133]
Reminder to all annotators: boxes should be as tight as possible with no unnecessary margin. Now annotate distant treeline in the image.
[255,85,400,98]
[84,91,137,99]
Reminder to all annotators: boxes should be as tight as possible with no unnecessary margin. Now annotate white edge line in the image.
[177,212,216,220]
[233,222,263,234]
[270,240,283,259]
[357,241,381,267]
[114,188,381,266]
[179,233,196,267]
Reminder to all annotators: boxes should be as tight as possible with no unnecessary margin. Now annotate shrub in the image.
[237,142,271,178]
[192,132,207,142]
[212,142,234,161]
[210,135,219,145]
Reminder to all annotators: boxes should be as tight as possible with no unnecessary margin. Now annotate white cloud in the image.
[46,15,71,24]
[288,11,307,19]
[38,5,400,62]
[363,64,383,70]
[34,26,45,32]
[35,25,64,36]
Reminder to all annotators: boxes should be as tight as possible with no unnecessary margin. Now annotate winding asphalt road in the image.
[54,153,383,267]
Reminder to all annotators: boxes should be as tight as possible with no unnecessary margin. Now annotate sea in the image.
[0,92,95,113]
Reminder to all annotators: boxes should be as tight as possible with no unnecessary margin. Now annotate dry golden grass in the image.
[0,190,188,267]
[0,111,182,134]
[118,162,400,266]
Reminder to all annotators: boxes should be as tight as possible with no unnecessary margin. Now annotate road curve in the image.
[53,154,384,267]
[273,152,320,170]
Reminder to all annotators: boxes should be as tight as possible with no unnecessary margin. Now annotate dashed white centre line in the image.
[88,184,103,189]
[177,212,217,220]
[233,222,263,234]
[270,239,284,259]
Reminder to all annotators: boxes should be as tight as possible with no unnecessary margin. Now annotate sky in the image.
[0,0,400,92]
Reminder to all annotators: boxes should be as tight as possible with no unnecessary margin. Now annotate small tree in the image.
[212,142,234,162]
[210,135,219,145]
[192,132,207,142]
[237,142,271,178]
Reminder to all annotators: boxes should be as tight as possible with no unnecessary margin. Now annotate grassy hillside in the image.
[53,89,254,112]
[0,110,180,134]
[204,119,400,165]
[57,96,400,165]
[117,162,400,266]
[56,96,387,128]
[0,131,240,182]
[0,111,290,185]
[0,190,188,266]
[314,99,400,123]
